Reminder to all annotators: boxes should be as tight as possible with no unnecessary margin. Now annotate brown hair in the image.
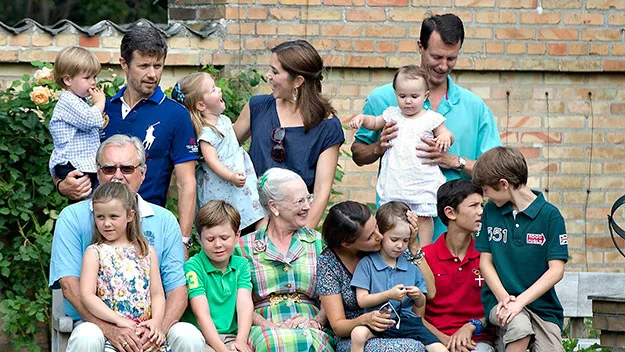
[53,46,101,88]
[376,201,411,235]
[322,201,372,249]
[271,40,336,132]
[392,65,430,91]
[176,72,222,138]
[195,200,241,238]
[472,146,528,190]
[92,182,148,257]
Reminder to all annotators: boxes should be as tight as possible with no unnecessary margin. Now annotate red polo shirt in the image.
[422,233,495,343]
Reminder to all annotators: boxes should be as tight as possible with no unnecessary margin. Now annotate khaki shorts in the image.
[488,306,563,352]
[205,334,238,352]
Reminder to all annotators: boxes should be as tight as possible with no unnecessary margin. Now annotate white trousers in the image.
[67,321,205,352]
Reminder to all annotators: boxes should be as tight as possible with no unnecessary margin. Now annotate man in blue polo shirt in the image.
[58,25,198,246]
[351,13,501,243]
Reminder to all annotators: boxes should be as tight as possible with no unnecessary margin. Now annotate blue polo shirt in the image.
[354,76,502,240]
[102,86,198,206]
[351,252,428,314]
[475,191,568,329]
[49,195,186,321]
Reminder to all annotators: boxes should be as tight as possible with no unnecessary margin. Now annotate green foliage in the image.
[563,338,614,352]
[201,65,265,122]
[0,62,123,350]
[0,0,166,26]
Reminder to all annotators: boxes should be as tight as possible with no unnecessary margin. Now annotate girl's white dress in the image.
[377,106,447,217]
[196,115,264,229]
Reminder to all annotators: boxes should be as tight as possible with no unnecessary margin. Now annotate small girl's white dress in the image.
[377,106,447,217]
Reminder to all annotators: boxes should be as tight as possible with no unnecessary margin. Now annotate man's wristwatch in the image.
[457,156,466,171]
[182,236,193,249]
[469,318,483,336]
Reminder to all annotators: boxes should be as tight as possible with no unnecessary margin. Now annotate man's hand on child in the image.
[388,284,407,301]
[230,172,246,188]
[349,114,365,129]
[417,136,460,169]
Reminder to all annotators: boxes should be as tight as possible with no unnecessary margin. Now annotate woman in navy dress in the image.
[233,40,344,229]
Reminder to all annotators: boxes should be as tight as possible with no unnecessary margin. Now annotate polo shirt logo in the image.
[143,121,160,150]
[487,226,508,244]
[526,233,546,246]
[559,234,568,245]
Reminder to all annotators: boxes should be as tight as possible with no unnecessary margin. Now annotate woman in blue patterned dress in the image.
[317,201,428,352]
[236,168,334,351]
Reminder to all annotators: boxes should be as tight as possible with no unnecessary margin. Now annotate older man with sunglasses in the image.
[49,134,205,352]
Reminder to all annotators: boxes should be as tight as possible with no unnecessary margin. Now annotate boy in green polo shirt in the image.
[182,200,253,352]
[473,147,568,352]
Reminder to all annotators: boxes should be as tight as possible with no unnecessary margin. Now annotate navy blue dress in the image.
[248,95,345,193]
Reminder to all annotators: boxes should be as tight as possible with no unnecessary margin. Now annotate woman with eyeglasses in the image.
[235,168,334,351]
[233,40,344,229]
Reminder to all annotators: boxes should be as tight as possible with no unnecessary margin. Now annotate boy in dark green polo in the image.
[473,147,568,352]
[182,201,253,352]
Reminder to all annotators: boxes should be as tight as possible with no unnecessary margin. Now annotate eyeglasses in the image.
[99,164,141,175]
[294,194,314,207]
[270,127,286,162]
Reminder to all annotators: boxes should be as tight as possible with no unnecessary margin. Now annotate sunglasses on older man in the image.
[270,127,286,162]
[99,164,141,175]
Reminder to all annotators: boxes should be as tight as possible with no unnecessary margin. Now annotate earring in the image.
[274,211,280,217]
[292,87,298,102]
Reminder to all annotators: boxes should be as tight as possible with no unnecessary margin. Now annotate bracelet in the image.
[55,178,63,195]
[405,248,424,265]
[469,318,483,336]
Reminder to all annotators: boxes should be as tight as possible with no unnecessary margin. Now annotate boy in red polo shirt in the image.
[421,179,495,352]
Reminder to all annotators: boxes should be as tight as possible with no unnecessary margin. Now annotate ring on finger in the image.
[122,341,129,347]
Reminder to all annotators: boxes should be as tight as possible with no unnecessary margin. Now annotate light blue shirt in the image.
[49,195,186,321]
[354,76,502,239]
[350,252,428,314]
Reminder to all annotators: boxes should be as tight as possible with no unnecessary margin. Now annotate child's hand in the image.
[434,135,452,152]
[89,87,105,105]
[387,284,406,301]
[349,114,365,129]
[229,172,246,188]
[137,319,166,346]
[405,286,422,300]
[497,299,524,326]
[115,317,137,330]
[232,339,252,352]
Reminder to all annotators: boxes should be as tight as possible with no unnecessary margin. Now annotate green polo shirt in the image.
[475,191,568,329]
[181,252,252,334]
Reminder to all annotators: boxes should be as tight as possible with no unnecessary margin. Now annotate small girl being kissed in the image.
[173,73,264,235]
[349,65,454,246]
[80,182,169,352]
[350,201,445,352]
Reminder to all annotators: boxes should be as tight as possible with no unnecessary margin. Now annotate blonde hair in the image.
[392,65,430,91]
[195,200,241,237]
[92,182,148,257]
[177,72,222,138]
[53,46,101,88]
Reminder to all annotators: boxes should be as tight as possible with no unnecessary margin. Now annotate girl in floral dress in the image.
[80,182,169,352]
[173,72,264,234]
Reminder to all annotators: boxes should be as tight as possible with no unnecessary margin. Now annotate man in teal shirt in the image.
[351,13,501,242]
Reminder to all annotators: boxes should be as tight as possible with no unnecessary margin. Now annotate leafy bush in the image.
[0,61,122,350]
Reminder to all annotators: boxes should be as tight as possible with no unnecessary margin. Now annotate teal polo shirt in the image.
[354,76,502,241]
[181,252,252,334]
[475,191,569,329]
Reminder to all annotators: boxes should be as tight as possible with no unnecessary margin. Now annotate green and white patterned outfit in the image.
[236,225,334,352]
